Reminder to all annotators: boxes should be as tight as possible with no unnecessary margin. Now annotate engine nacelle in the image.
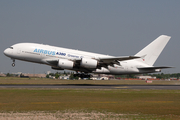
[80,58,97,68]
[58,59,74,69]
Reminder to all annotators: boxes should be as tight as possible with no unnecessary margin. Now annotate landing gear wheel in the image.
[12,63,15,67]
[73,73,92,79]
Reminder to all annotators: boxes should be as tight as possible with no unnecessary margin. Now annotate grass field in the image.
[0,89,180,119]
[0,77,180,119]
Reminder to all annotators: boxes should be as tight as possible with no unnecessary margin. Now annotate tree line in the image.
[115,73,180,79]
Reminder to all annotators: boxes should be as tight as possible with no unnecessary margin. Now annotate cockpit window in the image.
[9,47,13,49]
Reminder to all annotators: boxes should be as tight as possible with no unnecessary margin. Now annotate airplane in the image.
[4,35,172,78]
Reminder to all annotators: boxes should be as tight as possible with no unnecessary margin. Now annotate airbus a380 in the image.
[4,35,172,78]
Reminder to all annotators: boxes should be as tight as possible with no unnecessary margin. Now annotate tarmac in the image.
[0,84,180,90]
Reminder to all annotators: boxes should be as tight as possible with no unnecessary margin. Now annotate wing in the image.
[138,66,174,70]
[98,56,140,67]
[44,56,140,72]
[99,56,140,63]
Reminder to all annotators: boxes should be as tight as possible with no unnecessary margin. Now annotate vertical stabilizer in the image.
[135,35,171,66]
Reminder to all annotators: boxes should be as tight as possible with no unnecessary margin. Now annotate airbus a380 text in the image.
[4,35,172,78]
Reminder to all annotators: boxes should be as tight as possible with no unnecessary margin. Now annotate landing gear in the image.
[12,59,15,67]
[12,63,15,67]
[73,73,92,79]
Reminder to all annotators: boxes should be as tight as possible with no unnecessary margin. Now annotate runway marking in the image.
[113,86,128,89]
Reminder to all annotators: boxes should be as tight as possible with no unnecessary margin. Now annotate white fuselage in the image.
[4,43,156,75]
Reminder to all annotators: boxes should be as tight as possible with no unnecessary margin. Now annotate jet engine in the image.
[58,59,74,69]
[80,58,97,68]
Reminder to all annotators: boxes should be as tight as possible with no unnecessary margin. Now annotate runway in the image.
[0,84,180,90]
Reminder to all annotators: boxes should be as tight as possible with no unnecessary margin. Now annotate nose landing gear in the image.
[12,59,15,67]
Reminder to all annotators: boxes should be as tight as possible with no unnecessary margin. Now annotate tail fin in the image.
[135,35,171,66]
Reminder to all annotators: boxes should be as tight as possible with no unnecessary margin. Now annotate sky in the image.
[0,0,180,74]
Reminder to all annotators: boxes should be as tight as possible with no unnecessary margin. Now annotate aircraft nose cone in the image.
[4,48,10,56]
[4,49,8,55]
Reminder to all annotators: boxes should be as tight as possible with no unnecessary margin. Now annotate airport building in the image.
[136,75,156,80]
[0,73,6,77]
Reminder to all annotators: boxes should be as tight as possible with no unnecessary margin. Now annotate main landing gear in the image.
[12,59,15,67]
[73,73,92,79]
